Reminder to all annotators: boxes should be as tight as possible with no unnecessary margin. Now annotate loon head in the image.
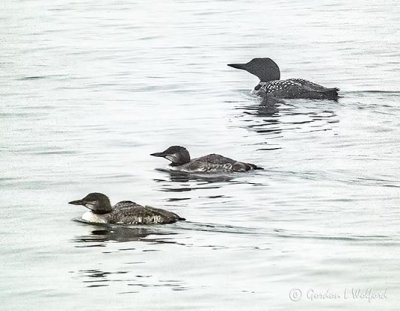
[228,58,280,82]
[69,192,112,214]
[150,145,191,166]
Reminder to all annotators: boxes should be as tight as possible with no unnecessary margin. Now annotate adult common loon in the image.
[150,145,262,173]
[228,58,339,100]
[69,193,184,225]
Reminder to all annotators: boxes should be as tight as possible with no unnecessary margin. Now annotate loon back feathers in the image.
[182,154,262,173]
[256,79,339,100]
[107,201,185,225]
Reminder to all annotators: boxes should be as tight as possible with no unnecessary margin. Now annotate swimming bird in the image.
[69,192,185,225]
[228,58,339,100]
[150,145,262,173]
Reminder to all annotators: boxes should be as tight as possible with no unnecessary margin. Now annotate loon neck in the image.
[92,209,112,215]
[169,160,189,167]
[82,211,108,223]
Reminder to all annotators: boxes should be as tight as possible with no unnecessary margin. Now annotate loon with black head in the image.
[151,145,262,173]
[69,193,185,225]
[228,58,339,100]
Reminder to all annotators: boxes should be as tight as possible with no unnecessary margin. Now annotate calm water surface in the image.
[1,0,399,310]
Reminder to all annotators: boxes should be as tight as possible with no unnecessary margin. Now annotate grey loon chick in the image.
[69,193,185,225]
[151,146,262,173]
[228,58,339,100]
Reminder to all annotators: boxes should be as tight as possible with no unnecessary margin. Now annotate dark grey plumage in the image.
[107,201,184,225]
[228,58,339,100]
[151,146,262,173]
[69,193,184,225]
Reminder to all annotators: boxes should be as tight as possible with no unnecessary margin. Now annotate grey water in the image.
[1,0,399,310]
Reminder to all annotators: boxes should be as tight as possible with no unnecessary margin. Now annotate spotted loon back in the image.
[108,201,184,224]
[179,154,263,172]
[255,79,339,100]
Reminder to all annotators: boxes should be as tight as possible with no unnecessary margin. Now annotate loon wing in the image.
[109,202,183,224]
[114,201,137,209]
[291,79,339,97]
[290,79,336,91]
[144,205,185,221]
[183,154,262,172]
[197,154,237,165]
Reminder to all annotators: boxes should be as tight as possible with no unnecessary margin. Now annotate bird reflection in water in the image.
[155,168,236,183]
[78,268,186,291]
[238,90,339,140]
[78,269,129,288]
[74,222,179,245]
[153,168,235,193]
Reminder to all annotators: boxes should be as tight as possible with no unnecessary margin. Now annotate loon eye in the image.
[255,84,261,91]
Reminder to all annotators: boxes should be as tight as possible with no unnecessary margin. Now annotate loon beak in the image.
[69,199,84,206]
[227,63,247,70]
[150,151,166,158]
[151,151,177,163]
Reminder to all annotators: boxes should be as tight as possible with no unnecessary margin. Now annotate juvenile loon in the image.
[69,193,184,225]
[228,58,339,100]
[150,145,262,173]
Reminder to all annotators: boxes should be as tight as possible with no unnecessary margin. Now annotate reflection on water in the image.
[74,221,260,244]
[256,103,280,117]
[79,269,129,288]
[237,98,339,138]
[154,168,236,183]
[74,223,180,245]
[77,268,186,292]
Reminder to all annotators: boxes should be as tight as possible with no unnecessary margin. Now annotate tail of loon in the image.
[247,163,264,170]
[319,87,339,100]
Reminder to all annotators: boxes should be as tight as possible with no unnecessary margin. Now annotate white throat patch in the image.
[81,211,107,224]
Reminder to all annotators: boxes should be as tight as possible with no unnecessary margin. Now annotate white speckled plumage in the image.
[255,79,338,99]
[228,58,339,100]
